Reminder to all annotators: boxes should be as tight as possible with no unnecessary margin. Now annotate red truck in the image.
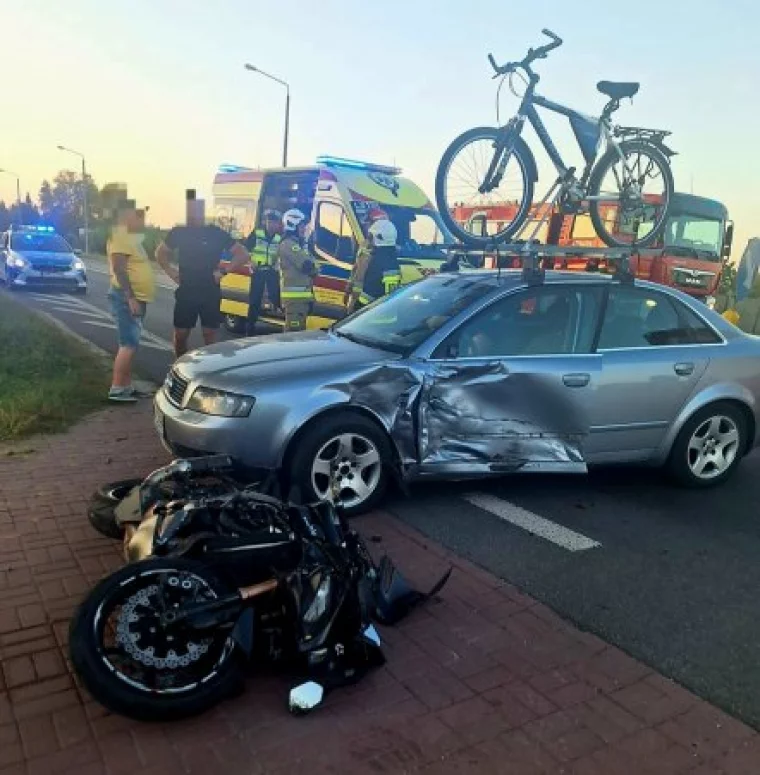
[453,192,733,302]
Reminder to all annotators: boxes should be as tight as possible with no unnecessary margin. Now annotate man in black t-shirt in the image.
[156,198,249,358]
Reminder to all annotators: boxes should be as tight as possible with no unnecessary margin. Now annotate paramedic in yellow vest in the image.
[347,219,401,314]
[278,209,316,331]
[244,209,282,335]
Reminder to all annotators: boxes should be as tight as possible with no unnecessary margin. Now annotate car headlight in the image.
[704,295,716,309]
[8,255,26,269]
[72,258,85,271]
[186,386,255,417]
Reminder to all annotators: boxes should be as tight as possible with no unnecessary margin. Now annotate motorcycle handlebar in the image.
[488,29,563,75]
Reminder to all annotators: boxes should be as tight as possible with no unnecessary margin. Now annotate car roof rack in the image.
[442,242,639,286]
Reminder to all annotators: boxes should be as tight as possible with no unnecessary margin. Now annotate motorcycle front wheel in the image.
[69,557,245,722]
[587,139,674,248]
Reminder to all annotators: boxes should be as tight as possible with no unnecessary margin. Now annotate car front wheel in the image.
[288,414,391,516]
[667,402,747,488]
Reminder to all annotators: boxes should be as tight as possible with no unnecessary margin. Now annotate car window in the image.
[435,286,602,359]
[333,274,495,355]
[315,202,356,263]
[674,303,723,344]
[597,286,714,349]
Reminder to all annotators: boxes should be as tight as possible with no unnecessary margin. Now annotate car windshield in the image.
[10,233,71,253]
[351,202,452,258]
[664,216,723,261]
[333,274,495,354]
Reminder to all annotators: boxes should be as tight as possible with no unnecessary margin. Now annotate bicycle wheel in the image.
[435,126,534,247]
[587,140,674,248]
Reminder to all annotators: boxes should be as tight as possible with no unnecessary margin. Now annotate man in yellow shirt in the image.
[107,201,156,402]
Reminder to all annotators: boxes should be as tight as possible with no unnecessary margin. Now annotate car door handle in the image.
[674,362,695,376]
[562,373,590,388]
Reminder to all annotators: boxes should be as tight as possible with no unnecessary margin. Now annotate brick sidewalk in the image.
[0,404,757,775]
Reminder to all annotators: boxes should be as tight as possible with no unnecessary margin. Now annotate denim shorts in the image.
[108,288,146,349]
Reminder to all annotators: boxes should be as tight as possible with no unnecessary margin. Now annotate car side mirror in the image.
[73,248,83,257]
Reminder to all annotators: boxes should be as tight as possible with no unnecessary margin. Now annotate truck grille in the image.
[165,370,189,407]
[672,266,715,290]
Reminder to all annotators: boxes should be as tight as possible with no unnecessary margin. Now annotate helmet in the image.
[282,209,306,232]
[366,206,389,223]
[368,219,397,248]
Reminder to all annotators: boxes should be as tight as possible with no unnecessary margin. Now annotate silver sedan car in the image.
[154,271,760,514]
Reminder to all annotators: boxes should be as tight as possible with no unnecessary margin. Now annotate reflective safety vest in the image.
[352,245,401,305]
[278,236,315,300]
[248,229,281,267]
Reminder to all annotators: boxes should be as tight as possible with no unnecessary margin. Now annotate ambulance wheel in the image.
[223,314,247,335]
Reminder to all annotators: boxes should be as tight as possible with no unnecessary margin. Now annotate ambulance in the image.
[214,156,453,332]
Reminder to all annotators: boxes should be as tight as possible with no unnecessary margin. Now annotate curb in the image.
[19,300,158,394]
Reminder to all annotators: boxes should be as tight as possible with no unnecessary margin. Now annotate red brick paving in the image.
[0,403,757,774]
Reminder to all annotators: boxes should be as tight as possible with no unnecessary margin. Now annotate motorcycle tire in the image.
[69,557,246,722]
[87,478,144,540]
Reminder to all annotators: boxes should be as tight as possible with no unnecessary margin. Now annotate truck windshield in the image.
[352,203,452,258]
[664,216,723,262]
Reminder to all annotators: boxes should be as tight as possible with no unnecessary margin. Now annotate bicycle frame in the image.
[508,81,621,194]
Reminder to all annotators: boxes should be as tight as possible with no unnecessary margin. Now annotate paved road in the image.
[4,264,760,730]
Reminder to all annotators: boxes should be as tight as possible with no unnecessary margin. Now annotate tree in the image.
[0,202,10,232]
[38,170,100,240]
[8,194,40,226]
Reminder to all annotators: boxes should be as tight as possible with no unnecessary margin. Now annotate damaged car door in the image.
[417,284,604,476]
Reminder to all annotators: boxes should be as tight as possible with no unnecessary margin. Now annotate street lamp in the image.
[244,63,290,167]
[57,144,89,254]
[0,169,21,222]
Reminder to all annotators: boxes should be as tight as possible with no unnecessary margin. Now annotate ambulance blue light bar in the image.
[14,224,55,232]
[316,156,401,176]
[218,164,254,173]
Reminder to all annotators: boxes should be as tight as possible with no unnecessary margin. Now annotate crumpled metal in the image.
[324,359,587,478]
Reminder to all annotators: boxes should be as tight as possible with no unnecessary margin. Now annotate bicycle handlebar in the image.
[488,29,563,76]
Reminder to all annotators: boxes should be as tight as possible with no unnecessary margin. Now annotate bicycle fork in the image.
[480,115,526,194]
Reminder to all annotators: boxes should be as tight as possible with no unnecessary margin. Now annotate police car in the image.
[0,225,87,293]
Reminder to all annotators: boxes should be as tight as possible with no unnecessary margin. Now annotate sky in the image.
[2,0,758,257]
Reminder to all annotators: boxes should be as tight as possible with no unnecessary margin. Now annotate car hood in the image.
[13,250,74,266]
[175,329,398,387]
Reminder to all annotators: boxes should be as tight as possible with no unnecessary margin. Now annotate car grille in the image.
[165,370,189,407]
[31,264,70,273]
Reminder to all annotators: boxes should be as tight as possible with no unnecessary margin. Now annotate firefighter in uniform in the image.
[346,219,401,313]
[244,209,282,335]
[278,209,315,331]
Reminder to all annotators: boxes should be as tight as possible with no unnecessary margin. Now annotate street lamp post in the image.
[57,145,89,254]
[244,64,290,167]
[0,169,21,222]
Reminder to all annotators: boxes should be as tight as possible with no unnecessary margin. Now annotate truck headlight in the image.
[8,255,26,269]
[186,386,255,417]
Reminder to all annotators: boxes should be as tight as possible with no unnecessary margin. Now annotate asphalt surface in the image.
[4,259,760,729]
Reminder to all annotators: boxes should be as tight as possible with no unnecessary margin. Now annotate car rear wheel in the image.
[288,414,391,516]
[667,402,747,488]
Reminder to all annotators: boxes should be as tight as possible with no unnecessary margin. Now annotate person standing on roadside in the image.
[346,219,401,313]
[155,192,249,358]
[244,209,282,335]
[278,209,316,331]
[107,201,155,402]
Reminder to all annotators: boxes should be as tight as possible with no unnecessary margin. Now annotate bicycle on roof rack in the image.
[435,29,676,250]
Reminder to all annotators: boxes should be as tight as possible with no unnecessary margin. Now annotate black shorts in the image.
[173,287,222,330]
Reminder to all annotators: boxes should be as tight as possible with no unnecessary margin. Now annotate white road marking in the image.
[463,492,602,552]
[84,260,175,290]
[27,289,175,352]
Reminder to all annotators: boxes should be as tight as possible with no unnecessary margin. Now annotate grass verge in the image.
[0,295,110,441]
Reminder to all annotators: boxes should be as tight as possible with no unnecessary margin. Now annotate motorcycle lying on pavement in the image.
[70,456,451,721]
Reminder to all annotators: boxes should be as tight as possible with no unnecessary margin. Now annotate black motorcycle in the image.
[70,456,450,721]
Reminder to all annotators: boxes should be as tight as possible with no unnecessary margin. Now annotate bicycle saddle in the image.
[597,81,640,100]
